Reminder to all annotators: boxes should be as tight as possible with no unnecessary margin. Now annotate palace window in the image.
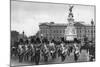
[63,30,65,33]
[80,30,81,33]
[88,30,90,33]
[53,30,55,33]
[60,30,61,33]
[91,30,93,33]
[56,30,58,33]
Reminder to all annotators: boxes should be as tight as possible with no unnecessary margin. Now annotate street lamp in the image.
[91,19,94,43]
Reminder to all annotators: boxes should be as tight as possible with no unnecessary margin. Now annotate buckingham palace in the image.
[38,6,95,43]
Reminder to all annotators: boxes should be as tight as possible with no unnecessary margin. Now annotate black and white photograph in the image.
[10,0,95,66]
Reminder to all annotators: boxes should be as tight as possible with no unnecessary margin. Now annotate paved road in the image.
[10,50,89,67]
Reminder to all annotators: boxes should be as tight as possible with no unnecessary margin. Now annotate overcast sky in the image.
[11,0,95,36]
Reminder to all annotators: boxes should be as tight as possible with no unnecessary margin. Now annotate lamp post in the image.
[91,19,94,43]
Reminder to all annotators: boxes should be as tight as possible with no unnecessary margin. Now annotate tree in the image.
[11,31,19,41]
[11,30,19,46]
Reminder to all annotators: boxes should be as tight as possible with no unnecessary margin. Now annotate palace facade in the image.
[39,22,67,41]
[39,21,95,41]
[74,21,95,43]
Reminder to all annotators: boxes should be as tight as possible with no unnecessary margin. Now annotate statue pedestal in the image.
[65,23,77,41]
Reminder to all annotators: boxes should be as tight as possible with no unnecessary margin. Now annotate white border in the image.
[0,0,99,67]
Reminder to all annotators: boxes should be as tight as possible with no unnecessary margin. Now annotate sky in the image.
[11,0,95,36]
